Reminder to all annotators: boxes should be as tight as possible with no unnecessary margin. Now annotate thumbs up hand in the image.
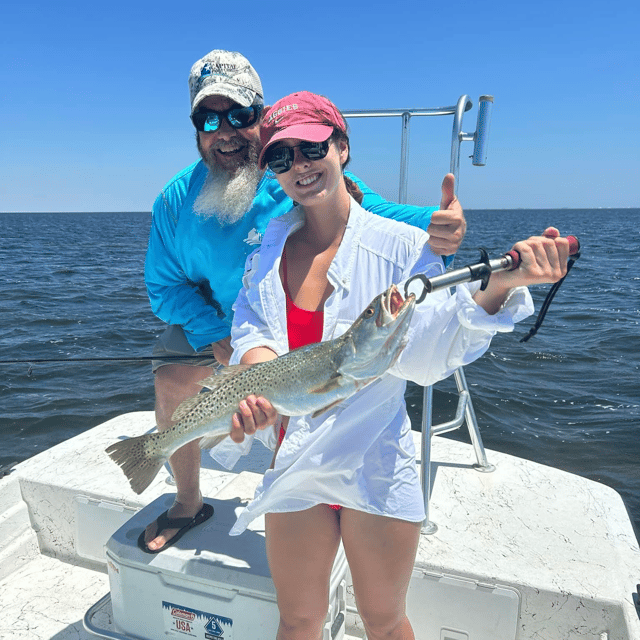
[426,174,466,256]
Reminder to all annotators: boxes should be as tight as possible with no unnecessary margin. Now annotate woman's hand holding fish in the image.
[230,346,280,443]
[230,395,278,443]
[473,227,570,315]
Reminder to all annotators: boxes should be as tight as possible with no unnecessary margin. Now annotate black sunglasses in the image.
[191,104,263,133]
[265,141,330,174]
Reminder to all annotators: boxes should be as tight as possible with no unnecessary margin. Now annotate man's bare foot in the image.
[142,495,204,552]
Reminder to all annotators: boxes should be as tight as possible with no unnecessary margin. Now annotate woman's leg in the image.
[340,509,421,640]
[266,505,341,640]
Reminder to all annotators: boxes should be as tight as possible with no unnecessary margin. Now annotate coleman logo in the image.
[171,608,196,621]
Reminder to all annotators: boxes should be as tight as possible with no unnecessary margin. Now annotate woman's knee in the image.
[357,599,402,629]
[277,600,329,640]
[357,606,410,640]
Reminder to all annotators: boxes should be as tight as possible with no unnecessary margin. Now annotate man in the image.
[141,50,466,553]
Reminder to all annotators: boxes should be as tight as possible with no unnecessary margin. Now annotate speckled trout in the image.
[106,285,415,494]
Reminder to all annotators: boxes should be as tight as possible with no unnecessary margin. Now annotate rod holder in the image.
[472,95,494,166]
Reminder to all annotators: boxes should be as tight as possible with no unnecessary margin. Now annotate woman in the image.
[217,91,569,640]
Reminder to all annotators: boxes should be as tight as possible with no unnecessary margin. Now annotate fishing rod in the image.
[404,235,581,341]
[0,237,581,373]
[0,353,215,376]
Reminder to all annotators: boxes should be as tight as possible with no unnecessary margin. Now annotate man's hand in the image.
[427,174,466,256]
[211,336,233,366]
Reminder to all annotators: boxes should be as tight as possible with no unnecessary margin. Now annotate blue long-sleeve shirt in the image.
[145,159,438,351]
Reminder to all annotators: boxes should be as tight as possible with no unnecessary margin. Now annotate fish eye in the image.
[364,307,375,317]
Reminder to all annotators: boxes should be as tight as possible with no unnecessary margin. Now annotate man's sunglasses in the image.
[191,104,263,133]
[265,141,330,174]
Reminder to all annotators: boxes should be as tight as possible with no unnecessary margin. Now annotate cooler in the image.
[405,568,520,640]
[105,493,347,640]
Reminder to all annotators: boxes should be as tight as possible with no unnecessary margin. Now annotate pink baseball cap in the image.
[258,91,347,169]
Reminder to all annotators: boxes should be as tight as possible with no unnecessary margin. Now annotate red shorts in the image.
[278,425,341,511]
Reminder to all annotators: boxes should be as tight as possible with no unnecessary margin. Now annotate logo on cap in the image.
[267,103,299,126]
[197,62,242,91]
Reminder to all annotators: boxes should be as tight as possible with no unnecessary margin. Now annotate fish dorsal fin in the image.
[199,433,229,450]
[198,364,253,390]
[311,398,344,418]
[171,393,209,422]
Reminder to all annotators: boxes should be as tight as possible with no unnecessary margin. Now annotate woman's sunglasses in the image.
[265,141,330,174]
[191,104,263,133]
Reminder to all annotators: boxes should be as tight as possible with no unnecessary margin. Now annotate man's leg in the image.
[141,362,213,552]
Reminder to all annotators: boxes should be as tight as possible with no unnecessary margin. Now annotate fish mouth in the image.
[376,285,415,327]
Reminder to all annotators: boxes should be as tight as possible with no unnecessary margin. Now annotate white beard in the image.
[193,161,262,226]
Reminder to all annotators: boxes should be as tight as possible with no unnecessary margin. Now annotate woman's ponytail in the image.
[344,175,364,204]
[326,118,364,205]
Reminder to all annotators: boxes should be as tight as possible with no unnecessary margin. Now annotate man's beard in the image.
[194,136,262,225]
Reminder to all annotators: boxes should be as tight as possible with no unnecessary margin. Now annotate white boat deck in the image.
[1,411,639,640]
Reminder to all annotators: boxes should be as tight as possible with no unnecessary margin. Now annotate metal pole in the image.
[421,385,437,533]
[450,95,473,189]
[398,112,411,204]
[454,368,495,472]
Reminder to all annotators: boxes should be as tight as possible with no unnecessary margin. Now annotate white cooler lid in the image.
[106,493,275,595]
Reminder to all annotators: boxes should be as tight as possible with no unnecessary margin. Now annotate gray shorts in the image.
[152,325,218,373]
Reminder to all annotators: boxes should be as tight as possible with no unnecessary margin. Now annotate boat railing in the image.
[343,95,495,534]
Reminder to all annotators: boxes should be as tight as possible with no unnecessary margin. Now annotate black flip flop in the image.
[137,503,214,554]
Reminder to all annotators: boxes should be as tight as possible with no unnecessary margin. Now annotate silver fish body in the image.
[106,285,415,494]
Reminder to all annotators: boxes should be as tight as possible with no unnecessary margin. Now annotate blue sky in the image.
[2,0,638,212]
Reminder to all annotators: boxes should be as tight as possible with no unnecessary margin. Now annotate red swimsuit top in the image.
[280,251,341,510]
[282,248,324,351]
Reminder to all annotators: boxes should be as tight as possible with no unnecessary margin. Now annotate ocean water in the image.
[1,209,638,539]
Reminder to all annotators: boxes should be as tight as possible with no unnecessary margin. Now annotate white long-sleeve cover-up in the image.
[212,198,534,535]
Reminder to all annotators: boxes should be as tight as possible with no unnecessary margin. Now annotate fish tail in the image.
[105,434,166,495]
